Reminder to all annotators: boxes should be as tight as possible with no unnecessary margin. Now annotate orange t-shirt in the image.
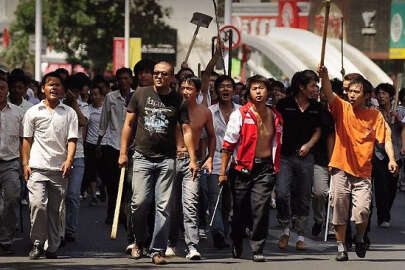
[329,96,391,179]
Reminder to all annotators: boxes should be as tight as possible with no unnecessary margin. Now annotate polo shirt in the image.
[276,96,322,156]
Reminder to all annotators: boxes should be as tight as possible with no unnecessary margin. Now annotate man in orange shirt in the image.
[319,66,398,262]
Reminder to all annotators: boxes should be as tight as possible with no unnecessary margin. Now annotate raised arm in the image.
[318,66,336,104]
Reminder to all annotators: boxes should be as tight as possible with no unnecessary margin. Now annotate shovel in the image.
[184,12,213,64]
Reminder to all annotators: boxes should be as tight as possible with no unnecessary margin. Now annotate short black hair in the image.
[92,75,108,87]
[10,68,25,76]
[246,75,271,93]
[66,73,91,93]
[214,75,235,93]
[41,72,63,88]
[0,77,7,84]
[180,75,201,91]
[375,83,395,98]
[116,67,132,78]
[269,80,285,93]
[55,68,69,76]
[8,75,29,87]
[133,59,156,76]
[289,70,319,96]
[349,77,373,95]
[176,67,194,81]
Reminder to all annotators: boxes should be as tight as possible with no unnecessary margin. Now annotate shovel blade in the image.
[191,12,213,28]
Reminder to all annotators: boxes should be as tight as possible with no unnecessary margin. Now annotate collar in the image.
[0,102,11,111]
[38,99,64,110]
[211,102,238,113]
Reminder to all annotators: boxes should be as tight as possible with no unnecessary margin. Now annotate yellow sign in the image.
[129,38,142,69]
[389,48,405,59]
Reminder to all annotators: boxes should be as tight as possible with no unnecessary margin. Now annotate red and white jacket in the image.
[222,102,283,174]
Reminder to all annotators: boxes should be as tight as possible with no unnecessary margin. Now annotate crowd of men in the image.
[0,47,404,265]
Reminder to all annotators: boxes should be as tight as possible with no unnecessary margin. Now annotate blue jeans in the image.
[276,154,314,236]
[66,158,85,235]
[129,151,175,254]
[169,157,200,251]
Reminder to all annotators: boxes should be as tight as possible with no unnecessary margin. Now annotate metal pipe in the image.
[228,29,233,77]
[124,0,130,67]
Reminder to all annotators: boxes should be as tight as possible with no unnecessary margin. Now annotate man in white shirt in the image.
[22,72,78,259]
[97,67,133,224]
[0,78,24,254]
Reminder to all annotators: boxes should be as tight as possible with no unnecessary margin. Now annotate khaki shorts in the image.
[331,169,372,225]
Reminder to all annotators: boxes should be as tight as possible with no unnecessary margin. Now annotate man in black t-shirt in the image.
[119,61,191,265]
[275,70,322,251]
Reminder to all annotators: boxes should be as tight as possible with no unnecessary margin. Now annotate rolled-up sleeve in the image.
[68,110,79,140]
[23,109,34,138]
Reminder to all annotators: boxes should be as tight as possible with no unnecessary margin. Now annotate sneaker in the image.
[296,240,307,251]
[152,253,168,265]
[252,253,266,262]
[125,243,134,254]
[129,244,142,260]
[186,249,201,260]
[29,242,43,260]
[165,246,176,257]
[45,251,57,259]
[232,242,243,258]
[278,234,289,249]
[355,241,367,258]
[312,222,322,236]
[335,251,348,261]
[379,221,390,228]
[0,243,14,255]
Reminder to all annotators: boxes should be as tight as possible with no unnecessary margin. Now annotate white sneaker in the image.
[165,246,176,257]
[125,243,134,254]
[380,221,391,228]
[186,249,201,260]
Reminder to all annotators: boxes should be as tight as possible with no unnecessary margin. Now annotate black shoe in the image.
[0,243,15,255]
[312,222,322,236]
[364,235,371,250]
[65,233,75,242]
[335,251,348,261]
[213,233,229,249]
[252,253,266,262]
[45,251,58,259]
[232,243,243,258]
[355,241,367,258]
[29,243,43,260]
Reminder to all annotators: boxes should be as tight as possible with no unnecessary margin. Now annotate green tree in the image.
[2,0,174,73]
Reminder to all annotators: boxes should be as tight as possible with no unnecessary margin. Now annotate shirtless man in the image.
[166,76,216,260]
[219,75,283,262]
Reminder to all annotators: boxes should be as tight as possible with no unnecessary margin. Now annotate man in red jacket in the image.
[218,75,282,262]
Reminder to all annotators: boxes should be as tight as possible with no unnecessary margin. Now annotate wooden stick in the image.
[110,166,126,240]
[184,26,200,64]
[392,74,403,124]
[340,17,345,79]
[320,0,331,66]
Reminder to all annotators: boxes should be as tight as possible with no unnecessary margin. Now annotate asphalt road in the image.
[1,191,405,270]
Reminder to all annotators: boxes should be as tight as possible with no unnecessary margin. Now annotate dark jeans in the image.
[372,157,398,224]
[229,162,276,254]
[82,142,102,196]
[99,145,122,221]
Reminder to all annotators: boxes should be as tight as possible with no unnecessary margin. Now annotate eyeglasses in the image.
[153,71,170,77]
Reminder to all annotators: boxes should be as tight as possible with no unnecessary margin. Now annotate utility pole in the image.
[124,0,130,67]
[35,0,42,81]
[223,0,232,75]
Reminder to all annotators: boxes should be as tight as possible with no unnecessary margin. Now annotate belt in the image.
[176,151,190,159]
[254,157,272,164]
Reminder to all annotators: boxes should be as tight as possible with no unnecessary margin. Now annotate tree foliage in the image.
[2,0,174,72]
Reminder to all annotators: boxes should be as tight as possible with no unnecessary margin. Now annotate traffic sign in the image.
[219,25,241,50]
